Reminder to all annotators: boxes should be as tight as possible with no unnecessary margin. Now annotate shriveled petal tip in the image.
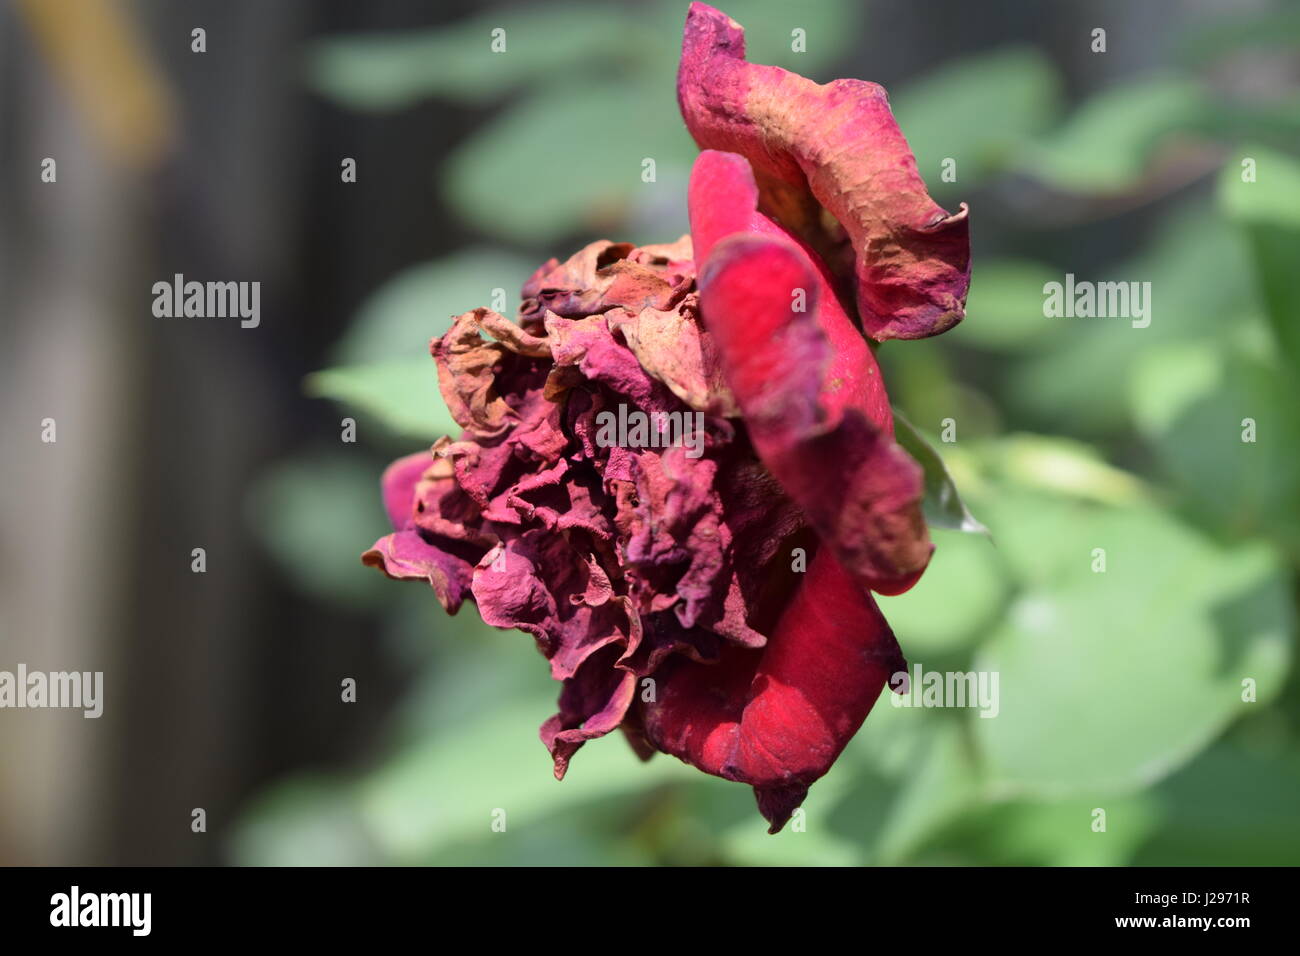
[755,785,808,835]
[540,646,638,780]
[362,529,473,613]
[679,2,970,341]
[698,233,931,594]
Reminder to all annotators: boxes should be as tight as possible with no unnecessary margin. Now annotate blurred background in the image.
[1,0,1297,866]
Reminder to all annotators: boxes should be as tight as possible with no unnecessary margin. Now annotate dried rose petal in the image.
[688,149,891,431]
[679,2,970,341]
[640,549,905,833]
[698,232,931,596]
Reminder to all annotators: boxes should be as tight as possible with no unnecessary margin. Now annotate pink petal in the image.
[381,450,436,531]
[361,529,474,613]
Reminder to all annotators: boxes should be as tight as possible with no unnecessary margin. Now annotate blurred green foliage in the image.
[240,1,1300,865]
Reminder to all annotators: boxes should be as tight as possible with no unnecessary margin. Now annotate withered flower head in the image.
[363,2,970,832]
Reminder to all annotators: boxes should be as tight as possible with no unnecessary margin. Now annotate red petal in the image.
[696,231,931,595]
[641,549,905,832]
[688,149,892,432]
[679,3,970,341]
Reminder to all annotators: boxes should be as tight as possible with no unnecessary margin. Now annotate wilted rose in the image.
[364,2,970,832]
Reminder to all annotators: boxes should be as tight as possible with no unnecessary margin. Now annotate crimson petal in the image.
[679,2,970,341]
[696,229,931,595]
[641,549,905,832]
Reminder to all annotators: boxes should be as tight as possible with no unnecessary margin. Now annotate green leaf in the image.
[1133,741,1300,865]
[1024,75,1208,193]
[1148,351,1300,553]
[306,359,459,441]
[425,813,656,866]
[305,3,637,110]
[443,77,697,243]
[892,47,1061,195]
[847,716,983,865]
[1127,340,1222,437]
[355,697,695,864]
[1219,146,1300,370]
[893,410,989,535]
[972,493,1292,797]
[1009,202,1258,435]
[923,793,1159,866]
[1219,145,1300,229]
